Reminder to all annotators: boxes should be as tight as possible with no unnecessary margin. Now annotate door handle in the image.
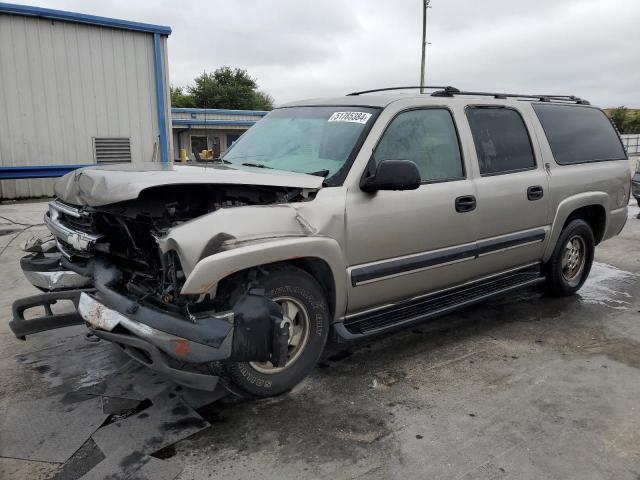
[455,195,476,213]
[527,185,544,201]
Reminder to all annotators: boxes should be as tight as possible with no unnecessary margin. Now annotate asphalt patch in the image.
[51,438,105,480]
[78,446,181,480]
[101,396,144,416]
[78,362,173,401]
[0,393,107,463]
[91,390,210,456]
[16,334,129,393]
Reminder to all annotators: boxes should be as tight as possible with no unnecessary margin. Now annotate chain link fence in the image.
[621,134,640,155]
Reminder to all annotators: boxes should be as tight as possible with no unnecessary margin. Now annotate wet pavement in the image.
[1,199,640,479]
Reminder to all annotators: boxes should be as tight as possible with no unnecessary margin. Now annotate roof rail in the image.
[346,86,454,96]
[347,86,590,105]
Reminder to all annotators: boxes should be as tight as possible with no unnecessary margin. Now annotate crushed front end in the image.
[10,186,294,391]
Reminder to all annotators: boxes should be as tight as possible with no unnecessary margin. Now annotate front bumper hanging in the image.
[11,253,288,391]
[10,289,86,340]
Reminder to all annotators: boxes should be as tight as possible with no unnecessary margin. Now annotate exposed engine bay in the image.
[12,164,331,391]
[50,184,309,316]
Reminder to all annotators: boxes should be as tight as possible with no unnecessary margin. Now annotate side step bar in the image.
[334,265,545,340]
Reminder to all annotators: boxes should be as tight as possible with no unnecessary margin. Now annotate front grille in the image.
[59,211,95,234]
[48,200,160,280]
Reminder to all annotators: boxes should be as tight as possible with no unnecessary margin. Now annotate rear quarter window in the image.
[532,104,627,164]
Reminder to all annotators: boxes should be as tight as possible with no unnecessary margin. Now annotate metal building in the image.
[171,108,267,160]
[0,3,172,199]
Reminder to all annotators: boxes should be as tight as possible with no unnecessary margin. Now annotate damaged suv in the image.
[11,87,630,397]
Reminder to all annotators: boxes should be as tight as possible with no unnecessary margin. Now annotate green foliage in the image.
[170,67,274,111]
[253,90,276,111]
[626,112,640,134]
[170,85,196,108]
[608,107,640,134]
[610,107,627,132]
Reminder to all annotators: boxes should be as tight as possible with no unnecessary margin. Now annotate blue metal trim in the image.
[172,119,256,127]
[0,164,93,180]
[0,3,171,35]
[171,108,268,117]
[153,33,169,164]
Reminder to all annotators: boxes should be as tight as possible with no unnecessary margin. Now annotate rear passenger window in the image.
[373,109,464,183]
[532,104,627,164]
[466,107,536,175]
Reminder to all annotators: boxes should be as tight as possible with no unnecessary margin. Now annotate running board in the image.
[334,265,544,340]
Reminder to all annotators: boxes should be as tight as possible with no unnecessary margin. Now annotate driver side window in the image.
[373,108,464,183]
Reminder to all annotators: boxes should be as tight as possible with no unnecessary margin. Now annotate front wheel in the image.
[223,265,330,397]
[544,219,595,296]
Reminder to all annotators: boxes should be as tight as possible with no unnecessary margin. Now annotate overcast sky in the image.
[21,0,640,107]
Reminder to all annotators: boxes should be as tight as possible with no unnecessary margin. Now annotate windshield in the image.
[222,106,378,181]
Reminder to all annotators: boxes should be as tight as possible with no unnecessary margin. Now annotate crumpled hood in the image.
[54,162,324,207]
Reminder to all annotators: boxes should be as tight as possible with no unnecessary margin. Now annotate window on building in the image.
[93,138,131,164]
[226,134,241,150]
[466,107,535,175]
[190,135,208,159]
[373,108,464,182]
[532,104,627,164]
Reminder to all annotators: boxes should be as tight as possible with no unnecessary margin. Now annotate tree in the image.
[253,90,275,111]
[184,67,274,110]
[170,85,196,108]
[625,111,640,134]
[610,107,628,133]
[608,106,640,134]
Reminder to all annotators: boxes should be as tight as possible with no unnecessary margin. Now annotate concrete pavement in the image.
[1,199,640,479]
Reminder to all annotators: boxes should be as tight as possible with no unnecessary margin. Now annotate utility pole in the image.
[420,0,431,93]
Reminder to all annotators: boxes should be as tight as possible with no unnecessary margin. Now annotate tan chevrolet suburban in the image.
[11,86,630,397]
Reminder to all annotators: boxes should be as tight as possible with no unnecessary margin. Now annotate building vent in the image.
[93,137,132,164]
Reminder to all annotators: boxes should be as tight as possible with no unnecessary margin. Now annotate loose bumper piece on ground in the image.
[10,289,86,340]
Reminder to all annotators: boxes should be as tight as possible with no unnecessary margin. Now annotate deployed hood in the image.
[54,163,324,207]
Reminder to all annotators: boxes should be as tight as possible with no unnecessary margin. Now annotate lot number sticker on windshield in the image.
[328,112,372,124]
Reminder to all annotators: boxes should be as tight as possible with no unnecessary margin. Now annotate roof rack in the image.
[346,86,590,105]
[347,86,452,96]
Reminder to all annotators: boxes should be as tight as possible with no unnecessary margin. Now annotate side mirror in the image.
[360,160,421,192]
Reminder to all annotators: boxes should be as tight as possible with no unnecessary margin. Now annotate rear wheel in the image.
[223,265,330,397]
[544,219,595,296]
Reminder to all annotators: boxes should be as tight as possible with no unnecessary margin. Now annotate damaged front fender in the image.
[156,203,315,275]
[180,236,348,319]
[156,187,347,276]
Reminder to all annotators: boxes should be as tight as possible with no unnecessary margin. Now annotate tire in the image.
[544,219,595,297]
[223,265,330,397]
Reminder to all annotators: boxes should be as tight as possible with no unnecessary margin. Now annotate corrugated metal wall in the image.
[0,14,170,199]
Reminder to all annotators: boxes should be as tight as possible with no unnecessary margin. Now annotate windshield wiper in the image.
[241,162,274,169]
[307,169,330,178]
